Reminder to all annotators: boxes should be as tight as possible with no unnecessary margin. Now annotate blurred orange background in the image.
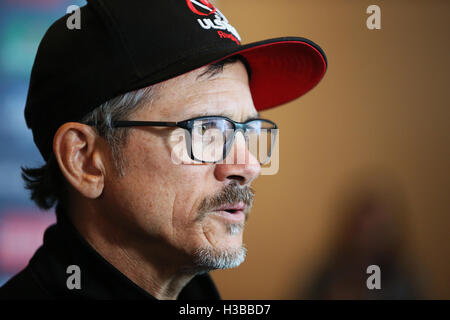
[210,0,450,299]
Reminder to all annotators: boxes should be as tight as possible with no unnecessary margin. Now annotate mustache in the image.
[196,182,255,222]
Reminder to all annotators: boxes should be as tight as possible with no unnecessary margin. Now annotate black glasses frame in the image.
[87,116,278,164]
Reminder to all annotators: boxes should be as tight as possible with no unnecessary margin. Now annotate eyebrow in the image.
[189,111,261,122]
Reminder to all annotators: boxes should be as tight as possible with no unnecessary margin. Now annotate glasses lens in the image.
[246,120,277,165]
[191,118,233,162]
[189,118,277,164]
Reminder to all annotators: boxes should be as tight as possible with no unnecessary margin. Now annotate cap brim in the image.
[212,37,328,111]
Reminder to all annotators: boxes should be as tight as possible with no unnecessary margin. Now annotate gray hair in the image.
[81,85,159,175]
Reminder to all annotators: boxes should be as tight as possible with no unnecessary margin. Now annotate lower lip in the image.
[212,210,245,222]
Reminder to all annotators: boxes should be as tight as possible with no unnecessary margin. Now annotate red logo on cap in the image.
[186,0,216,16]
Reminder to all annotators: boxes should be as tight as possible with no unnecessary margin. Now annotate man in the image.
[0,0,327,299]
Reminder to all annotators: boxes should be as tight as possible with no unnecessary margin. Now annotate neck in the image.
[67,201,195,300]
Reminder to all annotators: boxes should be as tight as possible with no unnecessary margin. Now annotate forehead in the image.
[144,61,258,121]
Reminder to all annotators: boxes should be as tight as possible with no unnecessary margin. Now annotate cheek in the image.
[161,165,232,251]
[102,135,175,235]
[112,137,216,242]
[169,167,214,227]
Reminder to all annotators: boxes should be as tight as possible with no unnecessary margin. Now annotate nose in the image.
[213,131,261,186]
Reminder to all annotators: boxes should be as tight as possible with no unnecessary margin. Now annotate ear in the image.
[53,122,106,199]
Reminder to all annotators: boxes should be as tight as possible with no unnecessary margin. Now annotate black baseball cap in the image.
[25,0,328,161]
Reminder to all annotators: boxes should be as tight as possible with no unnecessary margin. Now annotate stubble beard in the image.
[191,221,247,274]
[187,182,254,274]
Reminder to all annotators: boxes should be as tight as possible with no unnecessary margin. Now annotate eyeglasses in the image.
[90,116,278,164]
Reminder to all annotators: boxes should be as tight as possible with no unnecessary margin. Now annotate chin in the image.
[191,240,248,272]
[207,223,245,249]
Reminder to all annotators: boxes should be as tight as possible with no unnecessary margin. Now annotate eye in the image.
[194,124,209,136]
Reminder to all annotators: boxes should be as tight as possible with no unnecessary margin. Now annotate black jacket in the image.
[0,212,220,300]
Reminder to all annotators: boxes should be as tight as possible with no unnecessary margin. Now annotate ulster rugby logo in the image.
[186,0,242,45]
[186,0,217,16]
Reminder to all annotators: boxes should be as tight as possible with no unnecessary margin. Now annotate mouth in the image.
[211,202,247,222]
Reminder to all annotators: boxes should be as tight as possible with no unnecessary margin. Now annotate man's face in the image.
[101,61,261,271]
